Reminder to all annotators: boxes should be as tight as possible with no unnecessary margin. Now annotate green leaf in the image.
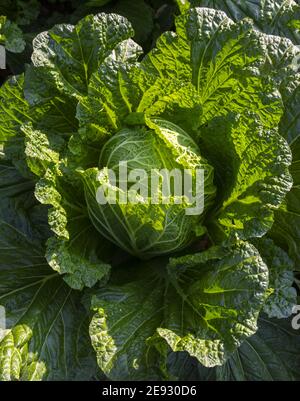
[166,314,300,381]
[24,65,79,135]
[33,165,112,290]
[190,0,300,44]
[202,113,292,240]
[45,233,111,291]
[90,269,165,380]
[89,241,268,378]
[23,124,64,178]
[0,73,77,176]
[0,77,24,143]
[251,29,300,269]
[270,75,300,268]
[30,13,135,98]
[143,8,283,128]
[0,16,25,53]
[252,238,297,319]
[260,34,299,85]
[0,199,98,381]
[20,14,138,167]
[0,75,31,175]
[165,351,214,380]
[160,241,268,367]
[216,315,300,380]
[76,38,142,163]
[2,122,112,290]
[0,159,49,242]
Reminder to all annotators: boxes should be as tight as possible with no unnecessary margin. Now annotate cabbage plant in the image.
[81,119,216,258]
[0,4,299,381]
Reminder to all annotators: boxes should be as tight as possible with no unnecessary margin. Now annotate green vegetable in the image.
[0,3,299,381]
[81,119,216,258]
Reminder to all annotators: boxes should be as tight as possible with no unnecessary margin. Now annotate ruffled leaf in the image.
[252,238,297,318]
[202,112,292,240]
[0,195,98,381]
[190,1,300,44]
[30,13,135,98]
[89,241,268,378]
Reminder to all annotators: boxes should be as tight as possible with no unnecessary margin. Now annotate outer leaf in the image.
[167,314,300,381]
[260,34,299,84]
[45,233,111,291]
[143,8,283,128]
[24,65,79,136]
[19,125,111,289]
[0,207,98,381]
[77,6,291,144]
[1,120,112,291]
[270,74,300,267]
[202,113,292,240]
[78,61,203,145]
[20,14,137,167]
[33,165,113,290]
[0,158,49,242]
[183,7,299,254]
[216,315,300,380]
[0,75,32,175]
[5,14,139,177]
[191,1,300,44]
[30,13,135,98]
[161,241,268,367]
[23,124,64,178]
[165,351,214,380]
[89,241,268,379]
[0,73,77,176]
[252,238,297,318]
[90,270,164,380]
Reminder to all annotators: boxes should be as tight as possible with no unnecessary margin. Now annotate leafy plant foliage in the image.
[0,0,299,381]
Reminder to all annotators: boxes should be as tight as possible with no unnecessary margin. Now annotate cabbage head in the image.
[81,118,216,258]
